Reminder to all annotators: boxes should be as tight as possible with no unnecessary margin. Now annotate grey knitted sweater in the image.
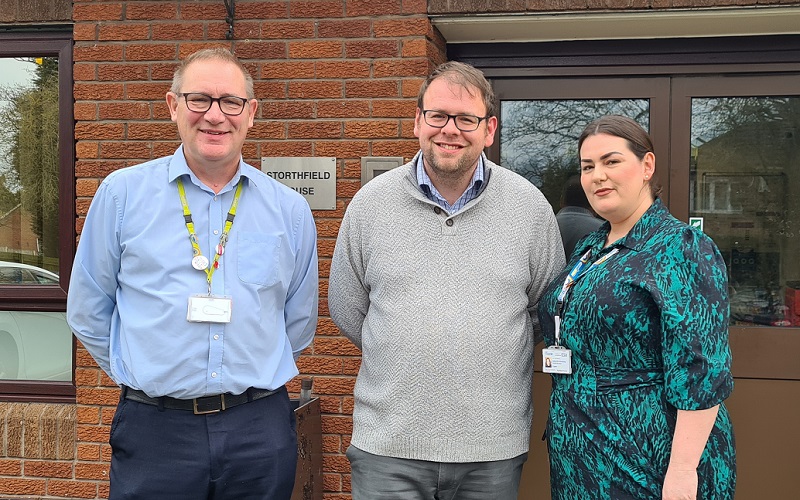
[329,153,565,462]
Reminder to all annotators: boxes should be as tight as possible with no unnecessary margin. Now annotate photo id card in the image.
[542,346,572,374]
[187,295,232,323]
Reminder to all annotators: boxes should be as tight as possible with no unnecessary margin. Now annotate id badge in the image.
[543,346,572,374]
[187,295,232,323]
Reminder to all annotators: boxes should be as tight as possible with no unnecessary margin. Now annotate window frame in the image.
[0,30,75,402]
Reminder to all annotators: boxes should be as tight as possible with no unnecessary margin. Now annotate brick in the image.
[75,462,110,480]
[152,62,179,81]
[374,58,430,78]
[289,1,345,18]
[372,99,416,118]
[23,460,73,478]
[345,80,399,98]
[99,63,149,82]
[317,100,370,119]
[73,44,124,62]
[345,120,399,139]
[314,141,370,160]
[315,61,369,79]
[402,0,428,14]
[152,22,205,40]
[342,160,363,178]
[342,397,355,415]
[323,472,342,491]
[128,123,177,140]
[254,81,287,99]
[317,19,371,39]
[400,119,416,138]
[76,425,110,444]
[401,38,428,58]
[76,406,100,425]
[342,358,362,375]
[0,459,22,475]
[98,24,150,41]
[289,80,343,99]
[73,23,97,41]
[317,238,337,258]
[288,121,343,139]
[374,18,430,37]
[127,82,170,100]
[99,102,151,120]
[74,83,124,100]
[402,78,425,98]
[99,142,152,160]
[346,0,401,16]
[73,62,96,81]
[76,443,101,461]
[313,337,361,357]
[289,41,343,59]
[179,2,226,20]
[249,122,286,140]
[0,478,46,496]
[76,387,122,407]
[261,141,313,157]
[73,3,123,21]
[75,123,124,140]
[235,41,287,60]
[75,142,99,160]
[74,102,97,121]
[46,479,98,499]
[296,356,343,374]
[371,139,419,158]
[314,318,341,337]
[262,61,315,79]
[261,20,315,39]
[237,1,289,19]
[126,2,177,20]
[75,199,92,216]
[262,101,315,119]
[125,43,178,61]
[344,40,399,59]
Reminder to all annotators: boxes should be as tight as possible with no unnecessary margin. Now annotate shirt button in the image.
[213,196,218,201]
[213,230,219,235]
[213,335,219,340]
[434,207,442,215]
[446,219,454,227]
[211,372,217,378]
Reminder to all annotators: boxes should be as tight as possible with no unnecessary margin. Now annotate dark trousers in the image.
[109,386,297,500]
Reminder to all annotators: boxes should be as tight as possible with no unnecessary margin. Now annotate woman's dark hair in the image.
[578,115,662,198]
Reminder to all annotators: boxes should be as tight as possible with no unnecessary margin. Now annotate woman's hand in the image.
[662,466,698,499]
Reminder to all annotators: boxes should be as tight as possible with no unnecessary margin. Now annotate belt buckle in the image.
[193,394,226,415]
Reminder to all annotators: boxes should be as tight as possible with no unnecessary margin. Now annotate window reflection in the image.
[690,97,800,327]
[0,56,60,276]
[0,309,72,381]
[500,99,648,211]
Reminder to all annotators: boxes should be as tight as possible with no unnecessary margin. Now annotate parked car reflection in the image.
[0,261,71,381]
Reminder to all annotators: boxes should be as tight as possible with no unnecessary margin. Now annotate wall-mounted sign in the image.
[261,157,336,210]
[689,216,704,232]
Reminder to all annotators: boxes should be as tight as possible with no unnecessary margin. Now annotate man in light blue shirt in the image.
[67,47,318,500]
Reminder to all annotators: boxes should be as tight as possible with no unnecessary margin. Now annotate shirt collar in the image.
[415,154,485,195]
[581,198,669,254]
[168,145,255,192]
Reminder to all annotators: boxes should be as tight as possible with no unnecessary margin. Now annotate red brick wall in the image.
[69,1,445,499]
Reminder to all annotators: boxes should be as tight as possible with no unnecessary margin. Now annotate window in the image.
[0,31,74,402]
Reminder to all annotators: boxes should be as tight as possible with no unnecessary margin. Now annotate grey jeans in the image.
[347,445,527,500]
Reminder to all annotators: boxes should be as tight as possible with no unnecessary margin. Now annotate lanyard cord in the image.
[554,247,619,346]
[177,178,243,294]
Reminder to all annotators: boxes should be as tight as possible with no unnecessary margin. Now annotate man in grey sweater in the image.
[328,61,565,499]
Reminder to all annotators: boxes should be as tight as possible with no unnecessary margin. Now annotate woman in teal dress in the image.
[538,115,736,499]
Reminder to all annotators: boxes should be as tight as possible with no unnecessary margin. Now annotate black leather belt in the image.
[123,386,280,415]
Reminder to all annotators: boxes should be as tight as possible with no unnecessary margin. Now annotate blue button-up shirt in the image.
[416,154,485,213]
[67,147,318,399]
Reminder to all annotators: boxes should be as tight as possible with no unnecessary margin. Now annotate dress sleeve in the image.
[655,227,733,410]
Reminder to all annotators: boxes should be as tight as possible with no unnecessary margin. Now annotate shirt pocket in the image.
[237,231,283,287]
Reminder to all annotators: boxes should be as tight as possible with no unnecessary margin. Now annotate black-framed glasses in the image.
[421,110,490,132]
[177,92,249,116]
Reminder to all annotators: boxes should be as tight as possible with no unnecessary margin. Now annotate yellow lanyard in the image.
[177,178,243,294]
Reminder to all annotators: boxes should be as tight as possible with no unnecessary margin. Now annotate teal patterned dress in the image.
[537,199,736,499]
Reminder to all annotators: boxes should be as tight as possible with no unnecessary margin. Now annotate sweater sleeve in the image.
[328,199,370,349]
[528,196,566,345]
